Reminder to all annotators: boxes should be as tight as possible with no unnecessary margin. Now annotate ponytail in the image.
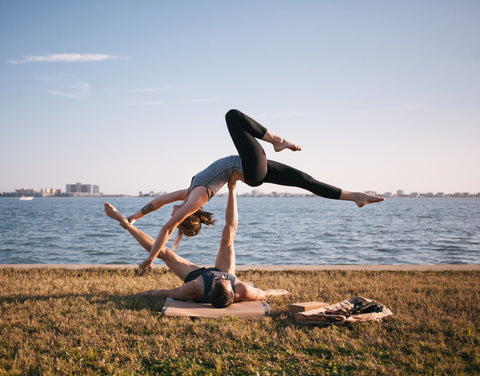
[173,209,216,251]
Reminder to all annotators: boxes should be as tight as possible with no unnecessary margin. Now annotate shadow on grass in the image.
[3,291,355,328]
[0,293,166,312]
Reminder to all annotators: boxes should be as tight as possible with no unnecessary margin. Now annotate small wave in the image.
[321,232,335,237]
[83,233,117,238]
[376,248,393,253]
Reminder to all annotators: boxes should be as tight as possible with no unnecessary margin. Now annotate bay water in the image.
[0,197,478,265]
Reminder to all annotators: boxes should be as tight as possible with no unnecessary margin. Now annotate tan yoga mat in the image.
[162,298,269,318]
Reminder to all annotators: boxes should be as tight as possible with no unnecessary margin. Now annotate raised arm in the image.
[215,172,242,275]
[128,189,189,224]
[222,173,240,247]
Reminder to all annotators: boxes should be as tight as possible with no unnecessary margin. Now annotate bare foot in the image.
[263,130,302,152]
[273,137,302,152]
[104,202,130,228]
[353,193,385,208]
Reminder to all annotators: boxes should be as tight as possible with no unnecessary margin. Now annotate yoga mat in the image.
[162,298,269,318]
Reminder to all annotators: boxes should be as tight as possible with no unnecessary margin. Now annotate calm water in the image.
[0,197,479,265]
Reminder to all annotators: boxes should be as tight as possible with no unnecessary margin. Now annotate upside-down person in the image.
[104,173,290,308]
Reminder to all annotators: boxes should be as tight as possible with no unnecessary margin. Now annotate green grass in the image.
[1,268,479,375]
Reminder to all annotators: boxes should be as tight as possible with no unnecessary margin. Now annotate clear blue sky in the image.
[1,1,479,195]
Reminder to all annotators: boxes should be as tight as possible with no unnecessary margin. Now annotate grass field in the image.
[0,268,479,375]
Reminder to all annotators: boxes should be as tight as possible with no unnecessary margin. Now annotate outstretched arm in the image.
[138,187,209,275]
[128,189,189,224]
[235,282,290,302]
[137,280,202,301]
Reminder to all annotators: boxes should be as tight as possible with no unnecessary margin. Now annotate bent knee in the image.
[225,109,241,123]
[244,178,263,187]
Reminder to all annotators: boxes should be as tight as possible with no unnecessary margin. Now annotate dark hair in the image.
[172,208,216,251]
[209,280,235,308]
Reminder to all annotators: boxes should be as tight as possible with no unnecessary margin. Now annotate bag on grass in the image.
[295,296,392,325]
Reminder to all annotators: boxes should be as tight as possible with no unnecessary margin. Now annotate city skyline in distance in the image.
[2,182,479,199]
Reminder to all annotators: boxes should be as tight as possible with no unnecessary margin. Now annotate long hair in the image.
[172,208,216,251]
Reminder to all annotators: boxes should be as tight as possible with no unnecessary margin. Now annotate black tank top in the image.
[184,267,236,303]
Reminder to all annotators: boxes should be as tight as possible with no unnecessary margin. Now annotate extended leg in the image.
[104,202,198,280]
[264,160,342,199]
[105,202,153,251]
[263,160,384,206]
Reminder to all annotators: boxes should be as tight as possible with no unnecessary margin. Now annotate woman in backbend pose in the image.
[127,109,384,275]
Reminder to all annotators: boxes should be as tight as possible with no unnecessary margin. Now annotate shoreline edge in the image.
[1,264,479,271]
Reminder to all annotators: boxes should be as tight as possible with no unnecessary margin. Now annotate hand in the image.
[127,215,137,226]
[228,171,242,190]
[136,289,155,296]
[266,289,291,297]
[137,258,153,276]
[119,217,131,229]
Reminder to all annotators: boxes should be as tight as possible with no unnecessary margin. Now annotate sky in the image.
[1,0,479,196]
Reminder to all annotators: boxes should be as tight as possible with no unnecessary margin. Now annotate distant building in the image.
[16,188,37,196]
[41,188,61,197]
[67,183,90,194]
[66,183,79,194]
[251,189,264,197]
[66,182,101,196]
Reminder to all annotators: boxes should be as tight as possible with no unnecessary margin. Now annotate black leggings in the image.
[225,109,342,200]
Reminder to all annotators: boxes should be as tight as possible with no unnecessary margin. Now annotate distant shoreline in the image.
[2,194,480,199]
[2,264,479,271]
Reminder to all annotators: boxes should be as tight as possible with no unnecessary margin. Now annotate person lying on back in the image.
[104,173,289,307]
